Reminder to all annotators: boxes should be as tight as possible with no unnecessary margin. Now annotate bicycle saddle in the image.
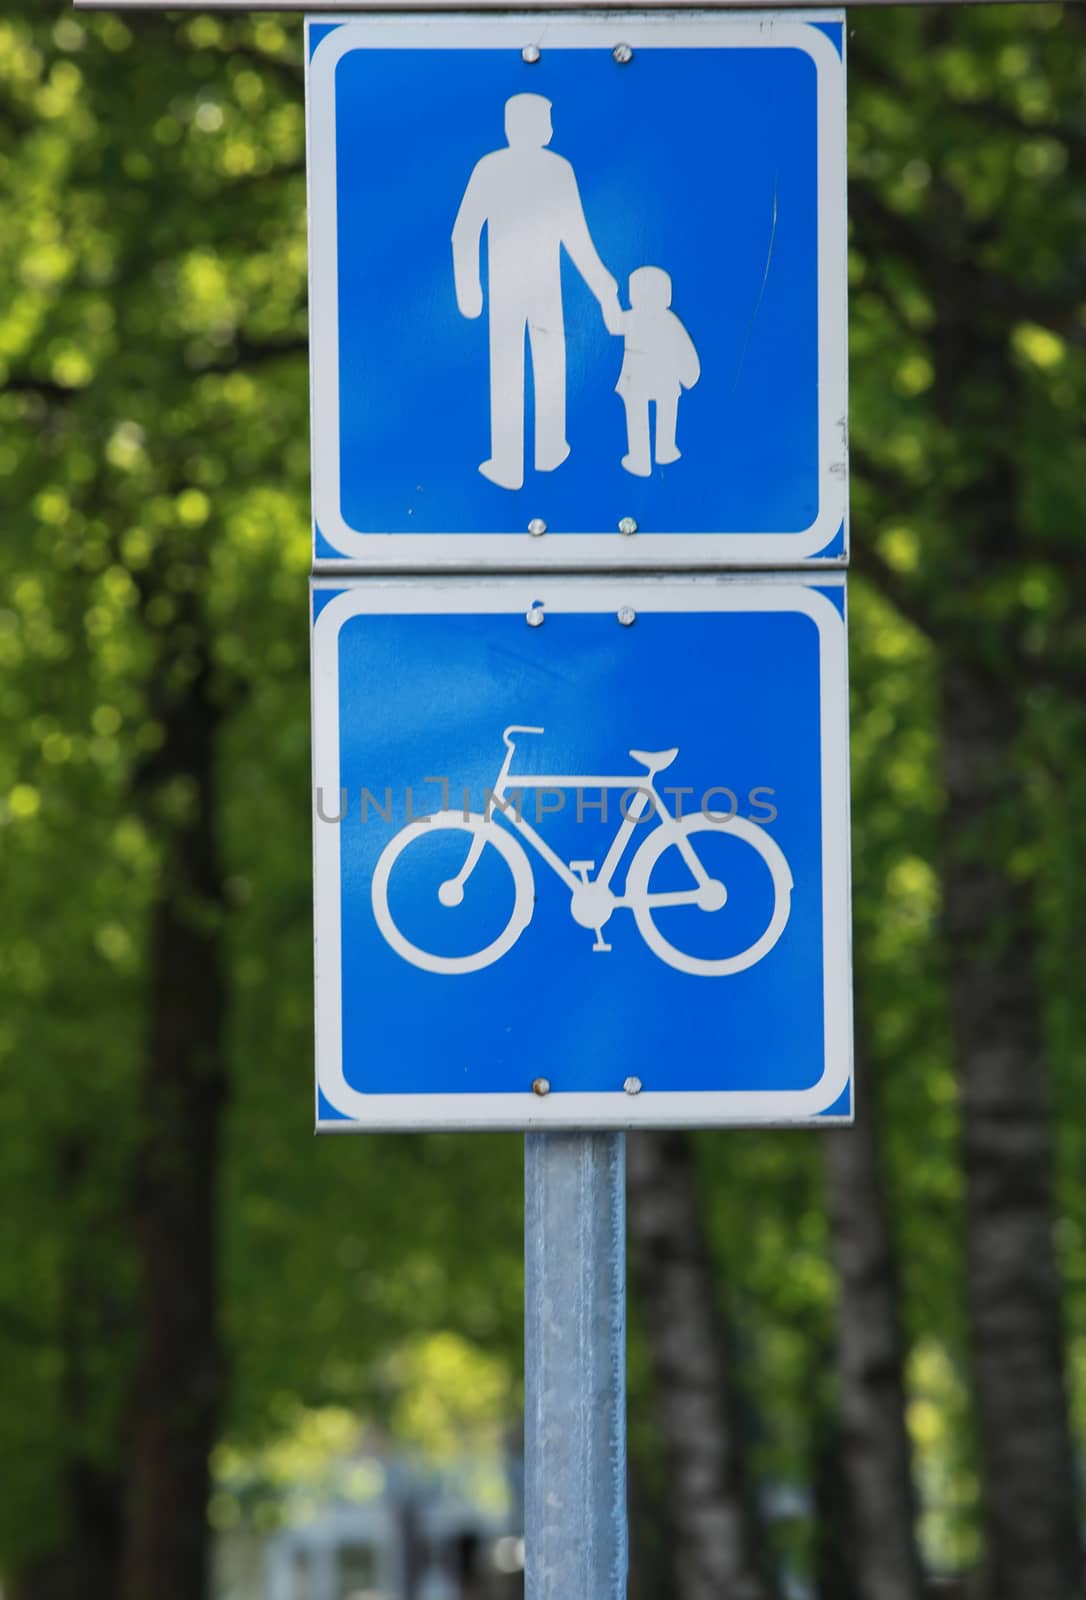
[629,747,679,771]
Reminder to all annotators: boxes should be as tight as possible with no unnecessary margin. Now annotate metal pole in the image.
[308,1538,338,1600]
[524,1131,627,1600]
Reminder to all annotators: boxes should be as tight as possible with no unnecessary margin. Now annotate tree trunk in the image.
[823,1049,925,1600]
[941,659,1082,1600]
[121,611,228,1600]
[10,1139,125,1600]
[10,1463,123,1600]
[810,1416,861,1600]
[627,1435,678,1600]
[626,1131,780,1600]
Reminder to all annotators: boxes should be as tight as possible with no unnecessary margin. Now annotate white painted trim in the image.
[305,12,848,569]
[311,573,853,1129]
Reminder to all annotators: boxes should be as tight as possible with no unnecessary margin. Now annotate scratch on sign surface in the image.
[733,175,779,393]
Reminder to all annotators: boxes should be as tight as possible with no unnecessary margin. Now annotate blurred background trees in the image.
[0,5,1083,1598]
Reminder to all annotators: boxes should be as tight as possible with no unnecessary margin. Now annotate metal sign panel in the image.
[312,574,853,1129]
[306,13,848,570]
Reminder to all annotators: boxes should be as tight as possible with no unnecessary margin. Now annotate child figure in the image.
[614,267,701,477]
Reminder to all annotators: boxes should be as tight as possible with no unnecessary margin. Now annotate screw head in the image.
[526,603,545,628]
[527,518,547,537]
[618,516,638,536]
[617,606,636,627]
[532,1077,551,1096]
[613,42,634,64]
[623,1076,642,1095]
[521,43,541,63]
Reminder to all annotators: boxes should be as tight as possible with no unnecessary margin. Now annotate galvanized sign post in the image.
[525,1132,627,1599]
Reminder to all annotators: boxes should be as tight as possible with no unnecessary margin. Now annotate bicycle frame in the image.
[451,725,713,911]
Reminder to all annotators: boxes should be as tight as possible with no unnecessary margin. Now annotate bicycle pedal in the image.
[570,859,596,884]
[591,934,613,953]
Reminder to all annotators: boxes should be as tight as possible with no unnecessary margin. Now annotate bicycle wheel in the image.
[627,815,793,977]
[371,811,534,975]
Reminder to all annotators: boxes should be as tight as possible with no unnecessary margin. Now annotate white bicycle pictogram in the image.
[371,726,793,977]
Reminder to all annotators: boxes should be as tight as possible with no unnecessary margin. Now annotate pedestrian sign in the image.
[312,575,853,1129]
[306,13,848,570]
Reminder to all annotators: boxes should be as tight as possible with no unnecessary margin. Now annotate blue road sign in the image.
[306,13,848,570]
[312,576,852,1129]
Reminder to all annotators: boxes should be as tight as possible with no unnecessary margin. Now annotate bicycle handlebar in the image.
[502,724,545,750]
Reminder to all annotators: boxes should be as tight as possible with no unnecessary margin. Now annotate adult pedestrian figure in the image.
[452,93,621,491]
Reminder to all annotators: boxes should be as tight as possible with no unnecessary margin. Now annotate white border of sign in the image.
[306,12,848,570]
[312,573,853,1130]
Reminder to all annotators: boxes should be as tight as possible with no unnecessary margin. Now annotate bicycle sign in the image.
[372,726,793,977]
[311,576,852,1130]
